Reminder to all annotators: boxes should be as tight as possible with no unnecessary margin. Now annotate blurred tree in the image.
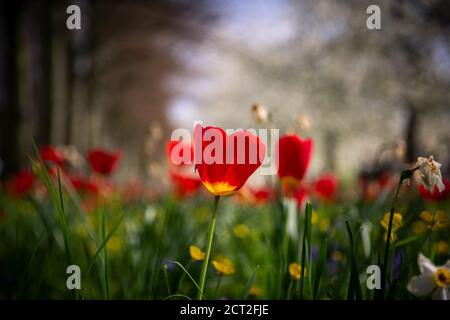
[0,2,21,179]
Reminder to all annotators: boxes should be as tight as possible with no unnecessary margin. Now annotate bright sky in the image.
[168,0,295,127]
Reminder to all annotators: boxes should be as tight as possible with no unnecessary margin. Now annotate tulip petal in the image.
[194,125,265,196]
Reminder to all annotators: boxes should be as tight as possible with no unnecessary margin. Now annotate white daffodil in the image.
[407,253,450,300]
[416,156,445,193]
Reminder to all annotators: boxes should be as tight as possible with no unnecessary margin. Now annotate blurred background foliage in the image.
[1,0,450,183]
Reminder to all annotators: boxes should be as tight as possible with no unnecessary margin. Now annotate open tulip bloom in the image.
[192,124,266,299]
[193,125,266,196]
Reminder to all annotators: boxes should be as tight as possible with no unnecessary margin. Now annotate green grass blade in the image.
[346,221,362,300]
[313,237,328,299]
[163,294,192,300]
[173,261,203,298]
[30,143,72,266]
[86,214,124,281]
[299,202,312,299]
[239,265,260,299]
[101,208,110,299]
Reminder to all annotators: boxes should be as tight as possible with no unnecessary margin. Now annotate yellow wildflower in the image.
[319,217,330,232]
[412,220,428,235]
[189,245,205,261]
[380,212,403,243]
[233,224,250,238]
[420,210,449,231]
[288,262,307,280]
[212,257,235,275]
[249,286,263,297]
[107,235,123,252]
[435,241,449,255]
[311,211,319,224]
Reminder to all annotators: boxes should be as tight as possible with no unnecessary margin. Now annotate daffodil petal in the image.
[432,287,449,300]
[407,274,435,296]
[418,252,437,274]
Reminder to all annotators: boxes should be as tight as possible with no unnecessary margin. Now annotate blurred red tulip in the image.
[194,125,266,196]
[69,175,99,194]
[277,134,313,189]
[6,170,35,197]
[292,184,308,208]
[40,145,64,165]
[418,179,450,201]
[252,187,274,203]
[313,174,338,201]
[167,140,194,166]
[88,149,121,175]
[359,170,395,202]
[170,171,201,196]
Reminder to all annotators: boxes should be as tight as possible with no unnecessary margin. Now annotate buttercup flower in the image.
[419,210,449,231]
[212,257,236,275]
[194,125,266,196]
[233,224,250,238]
[435,241,449,255]
[380,212,403,243]
[249,286,263,297]
[416,156,445,193]
[277,134,313,189]
[189,245,205,261]
[288,262,307,280]
[407,253,450,300]
[88,148,122,175]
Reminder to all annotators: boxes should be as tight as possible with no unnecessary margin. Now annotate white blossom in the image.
[416,156,445,193]
[407,253,450,300]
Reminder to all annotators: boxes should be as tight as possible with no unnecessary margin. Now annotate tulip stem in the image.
[380,168,416,299]
[197,195,220,300]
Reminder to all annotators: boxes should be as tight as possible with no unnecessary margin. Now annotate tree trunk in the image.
[0,2,21,179]
[21,0,53,157]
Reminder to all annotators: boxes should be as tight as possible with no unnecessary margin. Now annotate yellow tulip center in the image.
[203,181,237,196]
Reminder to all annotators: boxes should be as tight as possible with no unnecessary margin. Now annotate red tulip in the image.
[40,145,64,165]
[292,184,308,208]
[418,179,450,201]
[277,134,313,189]
[6,170,35,197]
[194,125,266,196]
[167,140,194,166]
[69,175,99,194]
[170,171,201,196]
[88,149,121,175]
[313,174,338,201]
[252,187,274,203]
